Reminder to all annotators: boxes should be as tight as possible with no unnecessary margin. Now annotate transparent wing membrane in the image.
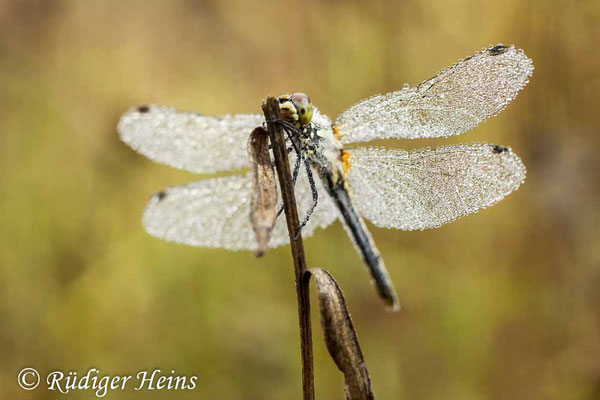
[121,44,533,254]
[118,105,264,173]
[142,168,339,250]
[336,45,533,143]
[346,144,526,230]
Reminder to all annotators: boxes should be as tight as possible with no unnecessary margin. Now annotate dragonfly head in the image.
[277,93,313,127]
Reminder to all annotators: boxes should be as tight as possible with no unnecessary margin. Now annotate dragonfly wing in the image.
[336,45,533,143]
[345,144,526,230]
[118,105,264,173]
[142,168,339,250]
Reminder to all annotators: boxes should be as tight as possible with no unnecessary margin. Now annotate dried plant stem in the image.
[262,97,315,400]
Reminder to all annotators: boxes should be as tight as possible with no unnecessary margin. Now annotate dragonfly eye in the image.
[291,92,313,126]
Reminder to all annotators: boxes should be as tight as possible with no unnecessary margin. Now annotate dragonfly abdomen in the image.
[321,170,399,310]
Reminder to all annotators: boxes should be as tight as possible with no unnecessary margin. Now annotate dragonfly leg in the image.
[277,152,302,217]
[269,145,294,167]
[268,137,293,151]
[268,121,301,159]
[293,158,318,240]
[266,120,313,233]
[264,119,303,138]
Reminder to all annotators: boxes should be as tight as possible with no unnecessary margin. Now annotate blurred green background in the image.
[1,0,599,399]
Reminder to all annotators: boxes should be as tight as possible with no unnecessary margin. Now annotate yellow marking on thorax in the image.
[333,125,343,140]
[341,149,352,174]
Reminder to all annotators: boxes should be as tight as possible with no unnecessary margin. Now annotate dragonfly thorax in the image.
[302,111,344,179]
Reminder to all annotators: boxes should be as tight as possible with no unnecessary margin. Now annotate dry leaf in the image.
[247,126,277,256]
[306,268,374,400]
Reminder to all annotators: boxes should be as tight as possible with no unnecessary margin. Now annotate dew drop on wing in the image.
[136,105,150,113]
[489,45,509,56]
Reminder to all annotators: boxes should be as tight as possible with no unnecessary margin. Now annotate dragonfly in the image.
[118,44,533,310]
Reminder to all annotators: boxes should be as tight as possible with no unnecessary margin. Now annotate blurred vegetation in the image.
[1,0,599,399]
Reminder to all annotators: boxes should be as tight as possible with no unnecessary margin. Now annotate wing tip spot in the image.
[155,190,168,201]
[137,105,150,113]
[489,44,509,56]
[491,144,509,154]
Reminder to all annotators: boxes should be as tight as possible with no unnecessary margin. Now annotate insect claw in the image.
[293,224,306,241]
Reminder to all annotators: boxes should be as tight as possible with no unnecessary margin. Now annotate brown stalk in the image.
[262,97,315,400]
